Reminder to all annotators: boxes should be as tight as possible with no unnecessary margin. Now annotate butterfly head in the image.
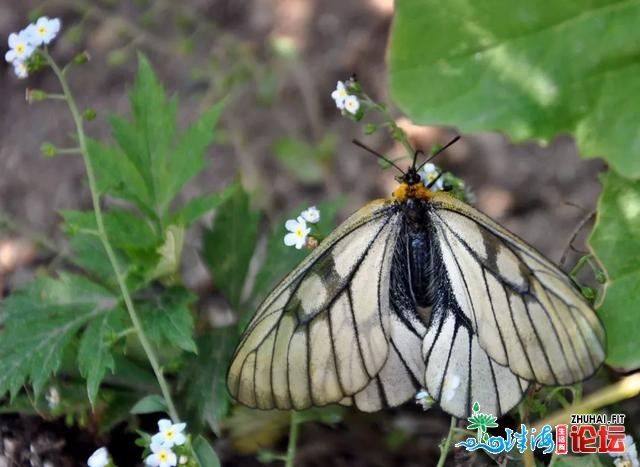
[392,172,433,202]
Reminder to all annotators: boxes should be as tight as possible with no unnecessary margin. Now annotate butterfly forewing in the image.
[227,200,404,410]
[429,193,605,388]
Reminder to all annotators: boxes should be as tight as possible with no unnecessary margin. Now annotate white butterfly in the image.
[227,142,605,418]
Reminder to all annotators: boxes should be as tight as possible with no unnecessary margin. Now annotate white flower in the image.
[13,60,28,79]
[145,442,177,467]
[611,435,639,467]
[343,95,360,115]
[415,388,434,411]
[5,29,35,63]
[419,163,444,191]
[87,447,110,467]
[151,419,187,448]
[331,81,349,109]
[26,17,61,46]
[300,206,320,224]
[284,216,310,250]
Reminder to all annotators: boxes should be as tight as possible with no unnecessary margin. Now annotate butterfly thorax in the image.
[392,181,433,203]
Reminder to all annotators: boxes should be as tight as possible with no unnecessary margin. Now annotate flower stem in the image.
[436,416,456,467]
[43,51,180,422]
[285,411,301,467]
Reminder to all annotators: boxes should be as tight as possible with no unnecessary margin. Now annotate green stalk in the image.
[436,416,456,467]
[44,52,179,422]
[285,411,301,467]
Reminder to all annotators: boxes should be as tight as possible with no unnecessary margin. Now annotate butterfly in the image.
[227,138,606,418]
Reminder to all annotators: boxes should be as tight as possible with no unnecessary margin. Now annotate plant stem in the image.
[44,51,180,422]
[436,416,456,467]
[285,411,301,467]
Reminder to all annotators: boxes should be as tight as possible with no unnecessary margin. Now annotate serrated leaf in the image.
[87,138,152,215]
[100,55,224,223]
[192,435,221,467]
[138,286,197,353]
[588,171,640,370]
[181,329,236,436]
[202,183,260,310]
[0,274,118,398]
[130,394,168,414]
[78,308,127,406]
[389,1,640,176]
[162,99,225,212]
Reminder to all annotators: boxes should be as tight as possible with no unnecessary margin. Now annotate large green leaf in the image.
[389,0,640,176]
[589,171,640,370]
[0,274,118,398]
[92,55,225,225]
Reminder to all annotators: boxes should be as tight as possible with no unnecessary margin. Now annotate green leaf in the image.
[100,55,224,222]
[87,138,153,216]
[201,183,260,310]
[180,329,237,436]
[138,286,197,353]
[389,1,640,176]
[163,99,225,212]
[588,171,640,370]
[173,189,234,227]
[192,435,221,467]
[0,274,118,398]
[130,394,168,414]
[78,308,127,406]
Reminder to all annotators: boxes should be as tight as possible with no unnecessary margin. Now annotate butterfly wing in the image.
[422,192,605,416]
[227,199,424,411]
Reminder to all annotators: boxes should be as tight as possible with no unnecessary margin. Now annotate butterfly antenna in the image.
[352,139,405,174]
[415,135,461,172]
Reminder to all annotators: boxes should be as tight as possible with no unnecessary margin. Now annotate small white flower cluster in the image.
[611,435,639,467]
[146,419,188,467]
[331,81,360,115]
[85,420,189,467]
[4,16,61,78]
[284,206,320,250]
[418,163,444,191]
